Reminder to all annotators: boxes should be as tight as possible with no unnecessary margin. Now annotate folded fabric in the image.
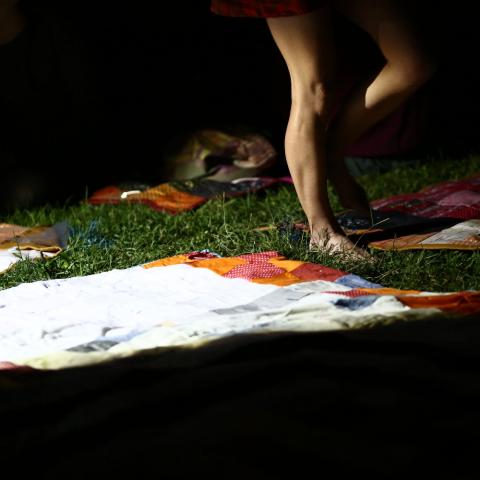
[1,250,478,371]
[0,222,69,274]
[162,129,277,182]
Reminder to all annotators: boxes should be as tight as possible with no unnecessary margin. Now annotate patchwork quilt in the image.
[365,173,480,250]
[1,251,478,371]
[266,174,480,250]
[370,174,480,220]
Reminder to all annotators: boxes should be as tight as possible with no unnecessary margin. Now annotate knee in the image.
[291,81,335,125]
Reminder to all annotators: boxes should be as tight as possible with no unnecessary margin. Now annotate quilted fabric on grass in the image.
[1,251,478,371]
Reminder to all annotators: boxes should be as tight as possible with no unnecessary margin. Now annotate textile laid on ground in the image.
[365,174,480,250]
[88,177,289,214]
[3,315,480,478]
[257,210,456,243]
[89,128,282,214]
[369,219,480,251]
[1,251,479,371]
[371,174,480,219]
[339,173,480,229]
[162,129,277,182]
[0,222,69,274]
[337,173,480,250]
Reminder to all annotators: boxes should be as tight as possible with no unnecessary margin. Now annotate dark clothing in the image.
[211,0,327,17]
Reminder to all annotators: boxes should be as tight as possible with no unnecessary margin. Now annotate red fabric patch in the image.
[290,262,345,282]
[225,251,284,279]
[438,206,480,220]
[237,251,279,262]
[0,362,35,372]
[398,292,480,315]
[88,186,122,205]
[438,190,480,207]
[371,175,480,220]
[324,289,370,298]
[187,251,220,261]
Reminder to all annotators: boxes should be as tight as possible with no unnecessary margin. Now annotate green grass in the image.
[1,154,480,292]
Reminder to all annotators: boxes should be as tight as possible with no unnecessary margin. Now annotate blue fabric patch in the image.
[333,295,379,310]
[335,274,382,289]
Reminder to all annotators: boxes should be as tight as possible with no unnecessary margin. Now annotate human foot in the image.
[309,228,372,260]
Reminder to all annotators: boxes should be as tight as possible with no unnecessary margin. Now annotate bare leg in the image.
[327,0,437,213]
[267,9,365,255]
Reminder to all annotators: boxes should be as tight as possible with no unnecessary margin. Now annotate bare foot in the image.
[309,228,372,260]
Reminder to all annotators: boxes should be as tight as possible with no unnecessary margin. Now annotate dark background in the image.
[1,0,479,210]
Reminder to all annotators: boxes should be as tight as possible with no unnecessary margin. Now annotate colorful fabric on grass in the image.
[339,174,480,250]
[371,174,480,220]
[369,219,480,251]
[88,177,284,214]
[1,251,479,371]
[336,174,480,236]
[0,222,69,274]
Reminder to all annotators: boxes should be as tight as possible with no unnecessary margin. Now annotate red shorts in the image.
[211,0,328,18]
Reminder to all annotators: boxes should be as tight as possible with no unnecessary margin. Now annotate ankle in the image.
[309,220,343,237]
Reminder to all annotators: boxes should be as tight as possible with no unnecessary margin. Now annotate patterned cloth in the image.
[1,250,478,371]
[336,174,480,235]
[335,174,480,250]
[88,177,284,214]
[371,175,480,220]
[211,0,327,17]
[89,128,282,213]
[369,219,480,251]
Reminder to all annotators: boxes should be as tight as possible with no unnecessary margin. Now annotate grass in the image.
[1,154,480,292]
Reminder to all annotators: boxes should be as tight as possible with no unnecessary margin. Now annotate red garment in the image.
[211,0,327,18]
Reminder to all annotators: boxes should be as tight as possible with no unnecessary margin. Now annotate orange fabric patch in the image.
[290,262,345,282]
[268,258,305,272]
[369,233,434,251]
[251,272,302,286]
[143,255,191,269]
[134,184,206,214]
[370,232,480,251]
[397,292,480,314]
[87,186,122,205]
[361,287,422,296]
[88,184,205,214]
[188,257,247,276]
